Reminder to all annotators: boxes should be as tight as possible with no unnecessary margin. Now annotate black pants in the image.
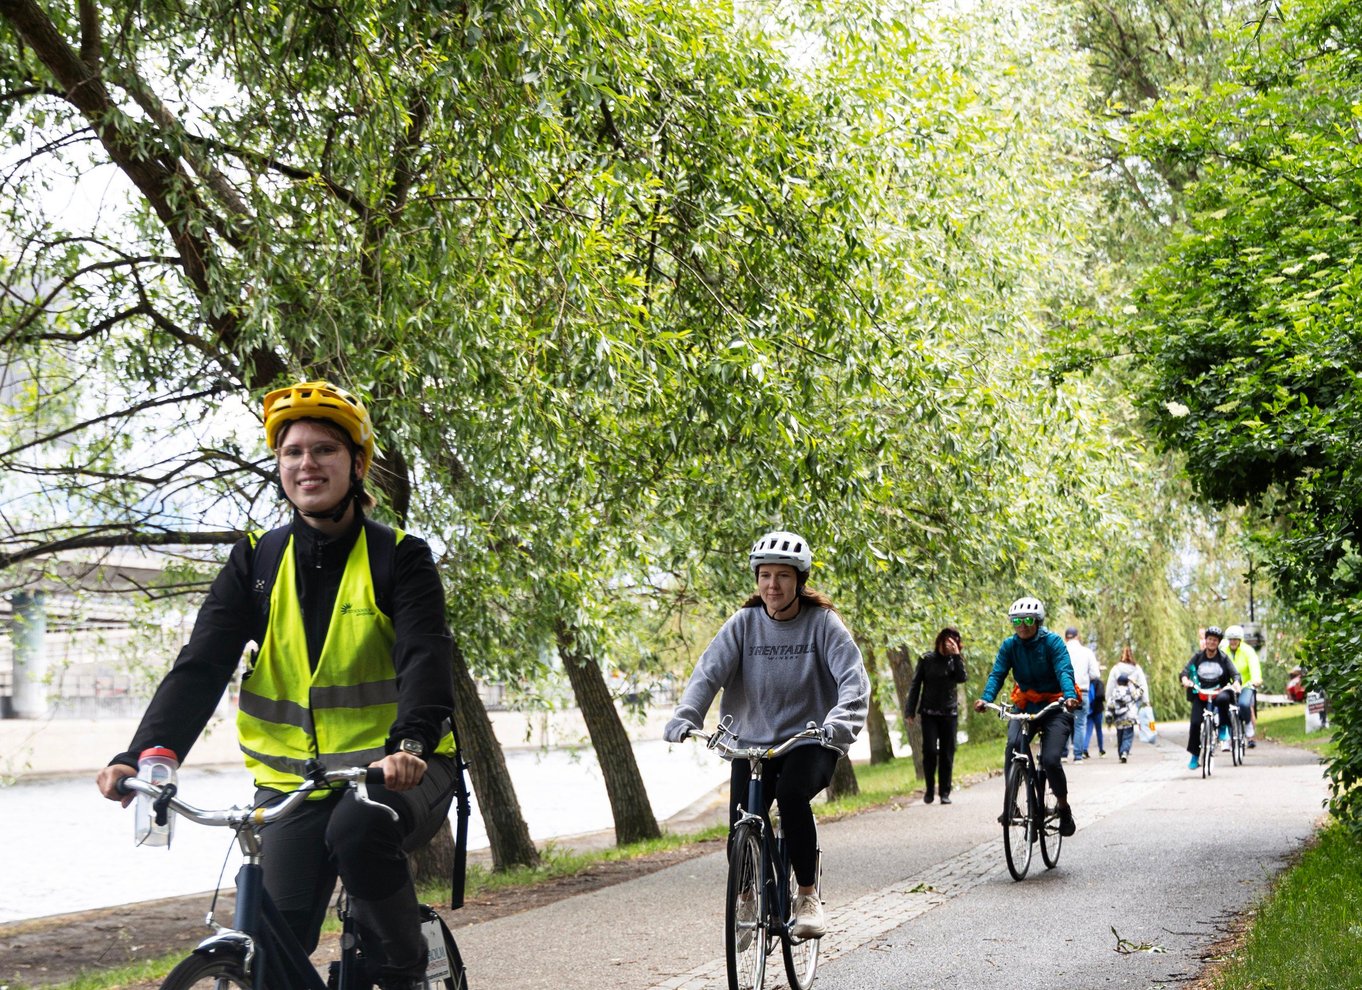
[1005,707,1073,801]
[728,744,840,887]
[919,713,958,796]
[256,754,456,978]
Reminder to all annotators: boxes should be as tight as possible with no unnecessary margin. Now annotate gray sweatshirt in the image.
[666,601,870,754]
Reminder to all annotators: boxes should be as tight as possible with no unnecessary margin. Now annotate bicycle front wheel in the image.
[781,847,821,990]
[726,822,766,990]
[1232,712,1246,766]
[1002,760,1032,881]
[1038,773,1062,869]
[159,950,250,990]
[1201,714,1215,778]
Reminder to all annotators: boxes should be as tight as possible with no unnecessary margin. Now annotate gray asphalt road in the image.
[452,728,1328,990]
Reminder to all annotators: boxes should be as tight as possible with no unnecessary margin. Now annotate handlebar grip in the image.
[114,774,133,795]
[365,766,387,788]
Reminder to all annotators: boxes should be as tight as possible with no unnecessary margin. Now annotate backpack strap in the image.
[247,525,293,643]
[361,517,398,618]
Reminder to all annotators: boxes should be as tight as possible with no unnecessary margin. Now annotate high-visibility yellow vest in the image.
[237,523,453,794]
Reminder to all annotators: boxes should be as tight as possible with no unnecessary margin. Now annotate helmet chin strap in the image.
[279,475,362,525]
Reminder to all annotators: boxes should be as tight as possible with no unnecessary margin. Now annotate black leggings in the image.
[728,744,840,887]
[919,714,958,796]
[255,754,457,960]
[1005,707,1073,801]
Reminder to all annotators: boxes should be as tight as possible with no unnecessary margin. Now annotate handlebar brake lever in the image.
[354,782,400,822]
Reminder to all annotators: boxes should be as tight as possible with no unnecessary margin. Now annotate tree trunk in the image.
[555,620,661,845]
[409,818,456,889]
[858,639,894,765]
[886,645,923,780]
[824,753,860,800]
[451,639,540,869]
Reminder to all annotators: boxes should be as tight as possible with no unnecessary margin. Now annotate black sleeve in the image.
[384,534,455,756]
[905,656,926,717]
[110,539,256,769]
[950,655,968,683]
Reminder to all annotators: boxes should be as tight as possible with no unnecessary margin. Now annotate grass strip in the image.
[1208,822,1361,990]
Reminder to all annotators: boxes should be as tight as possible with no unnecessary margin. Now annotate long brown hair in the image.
[1120,644,1135,665]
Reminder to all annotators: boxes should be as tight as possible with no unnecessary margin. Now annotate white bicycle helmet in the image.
[1224,624,1245,641]
[1007,596,1046,622]
[749,531,812,573]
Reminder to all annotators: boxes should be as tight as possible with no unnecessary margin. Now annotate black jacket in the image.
[110,513,454,770]
[905,650,968,717]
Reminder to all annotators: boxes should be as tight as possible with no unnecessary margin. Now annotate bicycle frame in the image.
[119,766,397,990]
[982,701,1065,880]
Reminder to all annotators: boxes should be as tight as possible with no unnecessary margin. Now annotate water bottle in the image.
[134,746,179,848]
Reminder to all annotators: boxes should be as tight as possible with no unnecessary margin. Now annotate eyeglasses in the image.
[279,442,347,468]
[1011,616,1037,627]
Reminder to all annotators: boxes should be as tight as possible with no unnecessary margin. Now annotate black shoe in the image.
[1119,755,1128,763]
[1247,740,1256,748]
[924,789,934,804]
[940,794,952,804]
[1058,806,1076,836]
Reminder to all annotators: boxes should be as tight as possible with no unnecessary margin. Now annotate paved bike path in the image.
[452,732,1328,990]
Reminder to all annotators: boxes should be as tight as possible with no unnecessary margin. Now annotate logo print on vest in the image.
[340,602,377,617]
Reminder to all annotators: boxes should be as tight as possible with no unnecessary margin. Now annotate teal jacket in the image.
[981,627,1078,713]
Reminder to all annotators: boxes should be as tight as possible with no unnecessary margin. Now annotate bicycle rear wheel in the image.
[1200,714,1215,778]
[781,847,821,990]
[1038,773,1062,869]
[726,822,766,990]
[420,905,469,990]
[1002,760,1032,881]
[160,950,250,990]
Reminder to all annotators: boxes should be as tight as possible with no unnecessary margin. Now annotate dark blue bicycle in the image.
[117,762,467,990]
[687,717,837,990]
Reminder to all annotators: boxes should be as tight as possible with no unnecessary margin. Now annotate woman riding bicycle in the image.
[1181,626,1240,771]
[663,530,869,940]
[972,596,1081,837]
[96,381,457,990]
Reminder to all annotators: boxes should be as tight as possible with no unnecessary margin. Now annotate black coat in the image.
[906,650,968,717]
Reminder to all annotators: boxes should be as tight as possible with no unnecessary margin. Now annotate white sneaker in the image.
[791,894,826,939]
[1221,740,1231,752]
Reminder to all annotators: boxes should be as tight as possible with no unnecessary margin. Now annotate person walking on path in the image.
[1106,644,1149,703]
[974,596,1082,836]
[1225,625,1263,748]
[664,530,870,939]
[905,627,969,805]
[1064,626,1100,760]
[1105,672,1144,762]
[1084,668,1107,757]
[94,381,458,990]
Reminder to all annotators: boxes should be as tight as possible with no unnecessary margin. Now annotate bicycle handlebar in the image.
[115,765,393,830]
[980,700,1067,722]
[686,718,838,763]
[1194,686,1238,701]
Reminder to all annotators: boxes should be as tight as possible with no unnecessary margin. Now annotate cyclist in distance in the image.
[972,596,1082,837]
[1224,625,1262,748]
[664,530,870,939]
[1181,626,1240,770]
[96,381,457,990]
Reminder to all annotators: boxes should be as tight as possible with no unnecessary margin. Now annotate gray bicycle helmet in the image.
[1007,596,1046,621]
[1204,626,1224,640]
[749,530,812,573]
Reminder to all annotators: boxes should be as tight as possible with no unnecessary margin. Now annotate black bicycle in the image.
[117,762,468,990]
[982,700,1066,881]
[686,717,837,990]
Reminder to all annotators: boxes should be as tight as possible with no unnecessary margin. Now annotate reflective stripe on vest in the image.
[237,524,453,794]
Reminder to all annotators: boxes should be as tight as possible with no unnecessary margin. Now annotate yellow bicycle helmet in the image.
[263,381,375,472]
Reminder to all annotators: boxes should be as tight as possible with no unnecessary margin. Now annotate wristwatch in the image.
[396,738,425,757]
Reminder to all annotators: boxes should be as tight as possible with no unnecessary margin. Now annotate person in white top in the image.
[1063,627,1101,760]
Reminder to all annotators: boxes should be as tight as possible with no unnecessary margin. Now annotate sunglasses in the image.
[1011,616,1038,627]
